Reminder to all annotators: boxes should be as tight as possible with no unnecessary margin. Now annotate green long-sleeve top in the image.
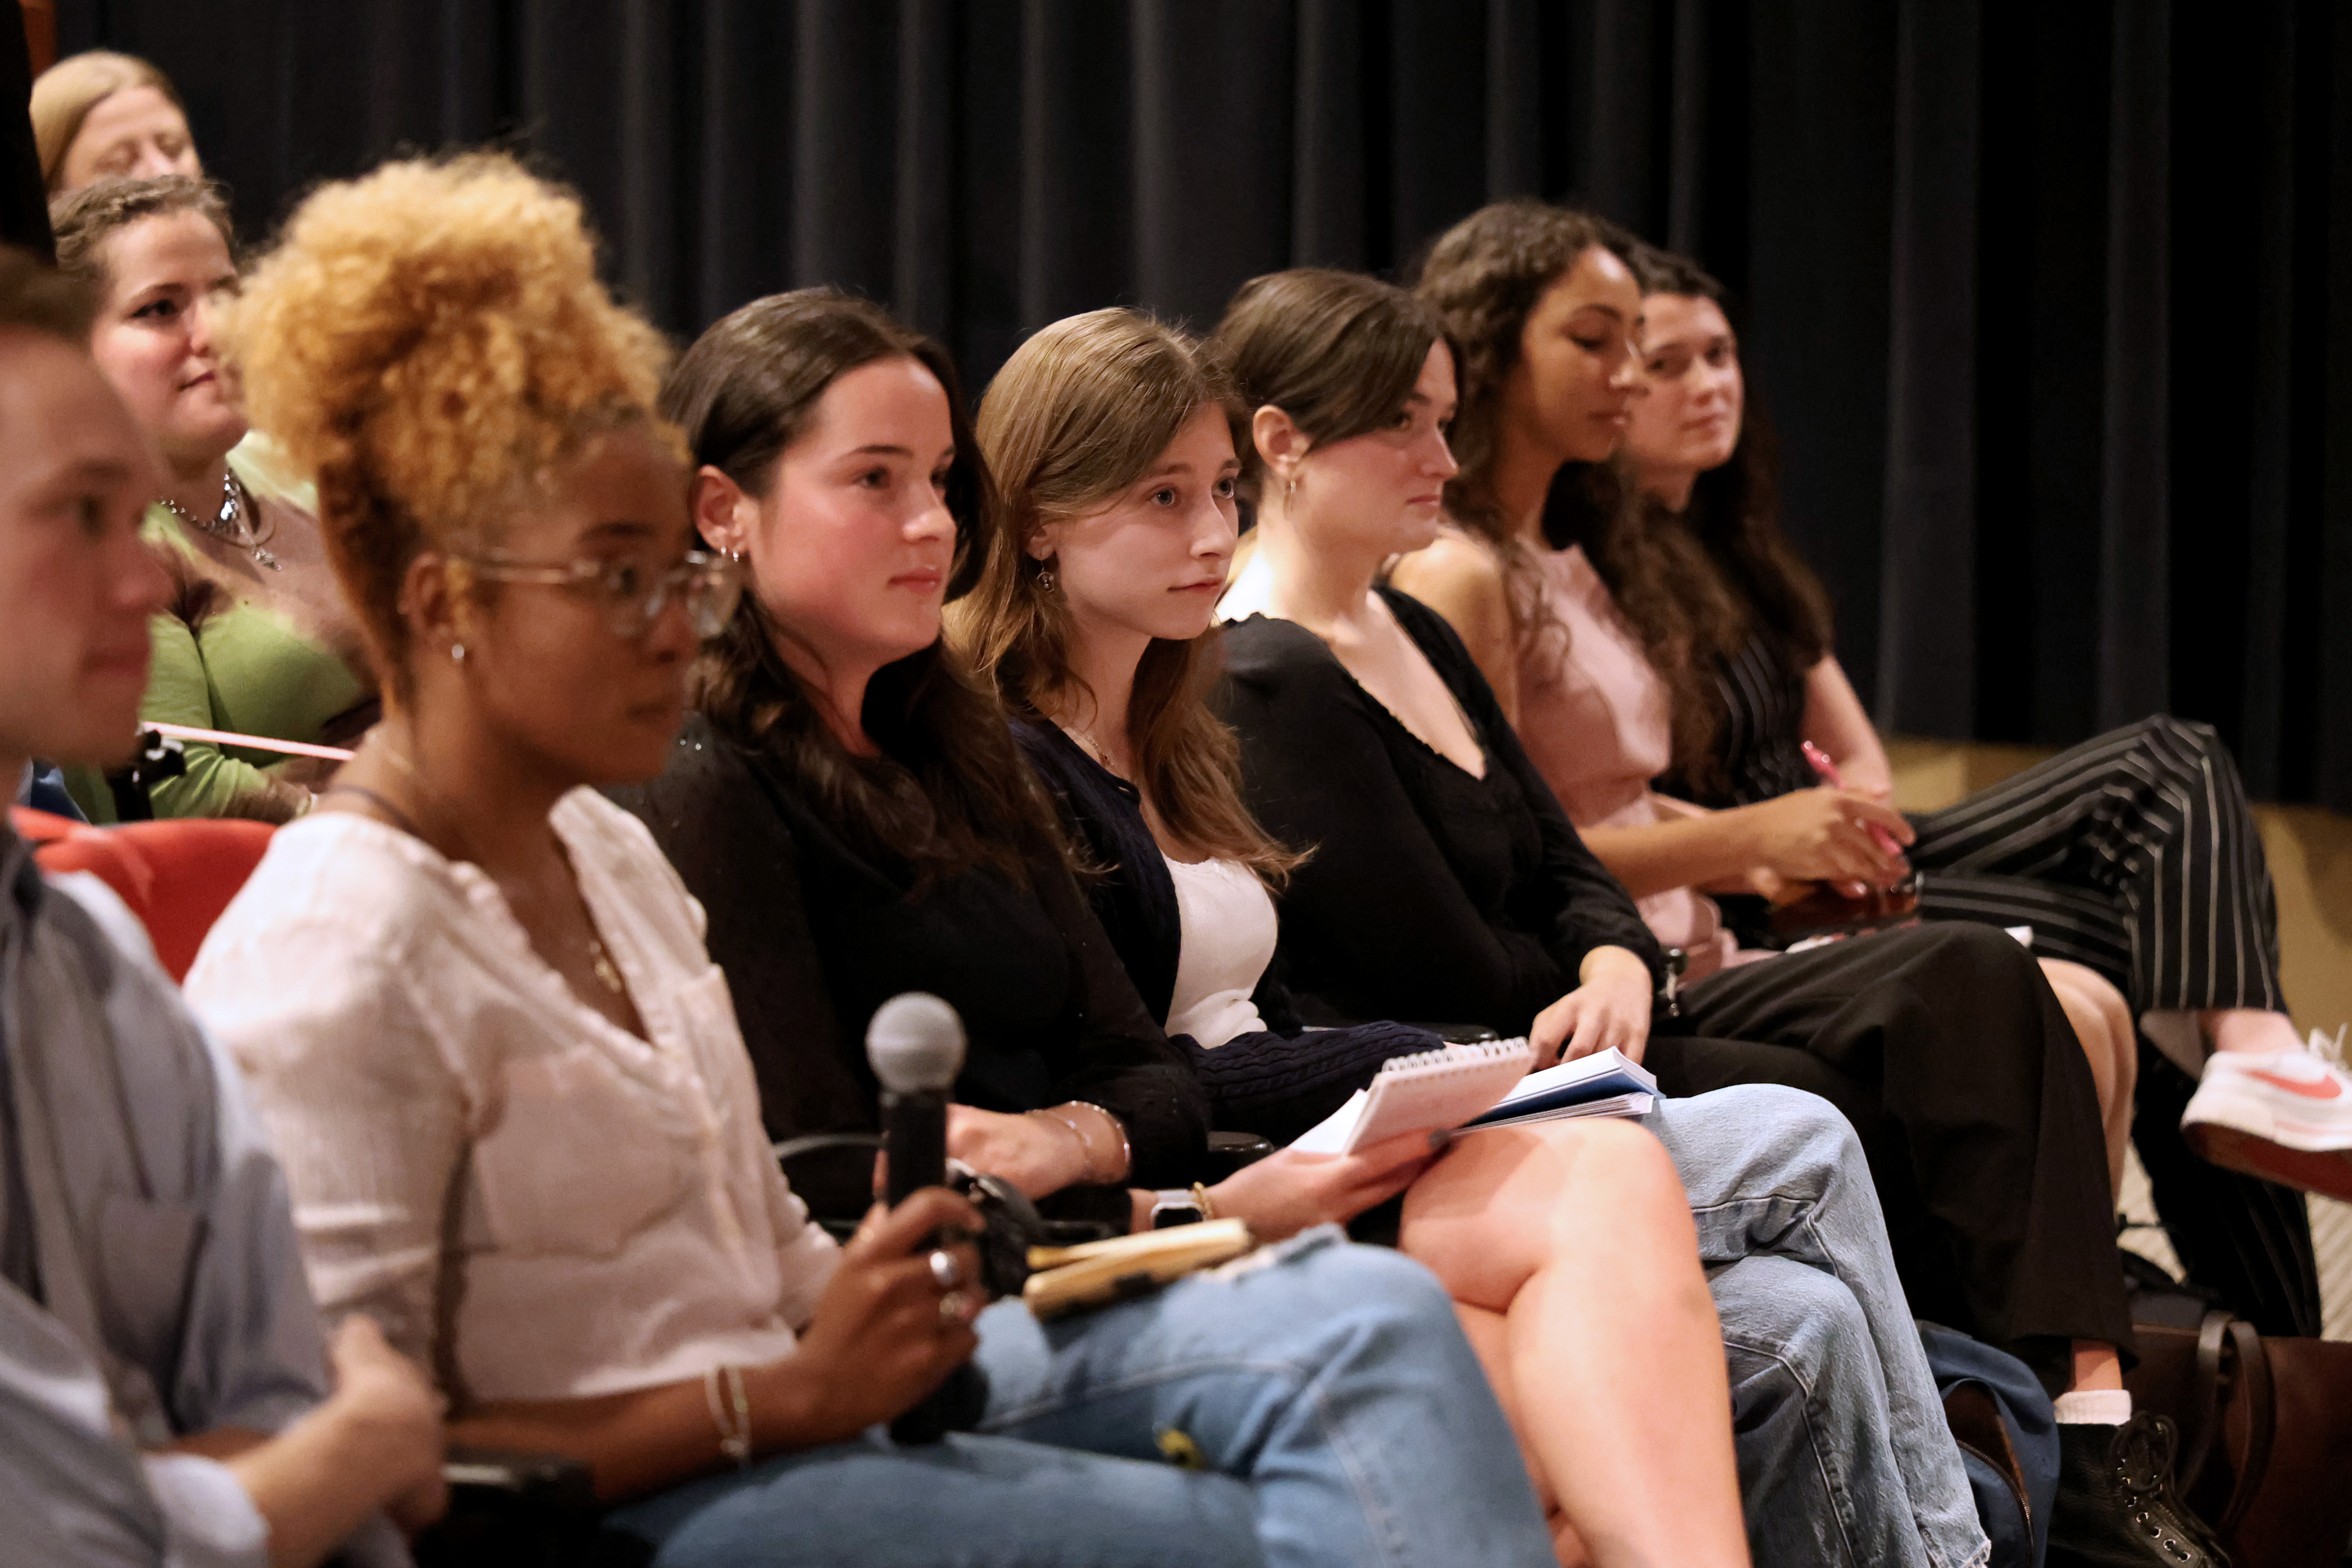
[66,440,371,822]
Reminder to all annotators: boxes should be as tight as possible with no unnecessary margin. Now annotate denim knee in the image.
[1659,1081,1861,1191]
[1713,1254,1875,1426]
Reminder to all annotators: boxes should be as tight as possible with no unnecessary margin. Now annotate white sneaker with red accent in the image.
[2181,1027,2352,1200]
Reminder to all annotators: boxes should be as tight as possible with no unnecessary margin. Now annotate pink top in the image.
[190,791,835,1404]
[1514,543,1742,981]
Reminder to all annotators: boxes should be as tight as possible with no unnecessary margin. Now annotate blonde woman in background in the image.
[31,49,201,194]
[52,174,373,820]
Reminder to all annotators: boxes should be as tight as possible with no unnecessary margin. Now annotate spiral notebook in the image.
[1290,1041,1657,1155]
[1290,1039,1534,1154]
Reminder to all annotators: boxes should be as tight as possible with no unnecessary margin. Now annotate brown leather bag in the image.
[2125,1312,2352,1566]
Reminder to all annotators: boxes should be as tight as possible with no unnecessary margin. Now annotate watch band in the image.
[1149,1189,1205,1230]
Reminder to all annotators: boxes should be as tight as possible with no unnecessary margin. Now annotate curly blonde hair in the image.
[225,152,678,684]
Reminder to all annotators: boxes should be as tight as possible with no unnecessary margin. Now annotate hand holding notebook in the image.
[1290,1041,1660,1155]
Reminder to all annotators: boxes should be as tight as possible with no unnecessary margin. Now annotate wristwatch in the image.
[1149,1189,1207,1230]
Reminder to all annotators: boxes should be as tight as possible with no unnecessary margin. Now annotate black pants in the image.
[1898,715,2321,1335]
[1647,923,2134,1390]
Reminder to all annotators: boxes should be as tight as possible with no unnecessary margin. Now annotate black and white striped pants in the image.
[1907,715,2284,1016]
[1902,715,2318,1336]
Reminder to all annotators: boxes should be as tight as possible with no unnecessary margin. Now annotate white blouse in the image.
[1163,855,1279,1049]
[187,790,837,1405]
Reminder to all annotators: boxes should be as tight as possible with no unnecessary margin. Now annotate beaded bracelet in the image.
[704,1363,752,1467]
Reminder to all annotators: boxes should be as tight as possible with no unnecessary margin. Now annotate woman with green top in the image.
[52,174,374,820]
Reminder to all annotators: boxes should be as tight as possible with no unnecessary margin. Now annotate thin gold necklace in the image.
[371,735,626,998]
[1051,710,1124,777]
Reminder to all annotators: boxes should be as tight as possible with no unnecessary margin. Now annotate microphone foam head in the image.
[866,992,966,1093]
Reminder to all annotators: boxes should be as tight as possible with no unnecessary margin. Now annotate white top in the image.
[1163,855,1279,1049]
[186,790,837,1405]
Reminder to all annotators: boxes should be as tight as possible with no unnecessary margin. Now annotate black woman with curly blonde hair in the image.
[183,157,1555,1568]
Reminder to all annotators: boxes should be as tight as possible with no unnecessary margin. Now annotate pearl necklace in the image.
[160,468,278,570]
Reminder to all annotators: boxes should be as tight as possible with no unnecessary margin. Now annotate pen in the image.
[1802,741,1907,860]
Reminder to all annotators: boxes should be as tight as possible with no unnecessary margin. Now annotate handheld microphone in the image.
[868,992,964,1205]
[866,993,985,1444]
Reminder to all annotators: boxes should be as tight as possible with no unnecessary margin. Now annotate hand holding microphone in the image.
[866,992,991,1444]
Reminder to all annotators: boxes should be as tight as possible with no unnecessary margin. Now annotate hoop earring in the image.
[450,642,466,665]
[1038,567,1056,594]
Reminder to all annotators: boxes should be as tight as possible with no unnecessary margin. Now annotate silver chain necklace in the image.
[160,468,278,570]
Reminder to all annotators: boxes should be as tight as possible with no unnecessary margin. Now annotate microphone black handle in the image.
[878,1083,984,1443]
[881,1087,949,1207]
[889,1361,989,1446]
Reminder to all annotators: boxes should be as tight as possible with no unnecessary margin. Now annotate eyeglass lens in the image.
[624,554,741,638]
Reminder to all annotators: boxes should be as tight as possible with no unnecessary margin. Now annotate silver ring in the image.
[927,1248,964,1292]
[938,1290,971,1324]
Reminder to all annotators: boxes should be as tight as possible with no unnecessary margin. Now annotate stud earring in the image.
[450,642,466,665]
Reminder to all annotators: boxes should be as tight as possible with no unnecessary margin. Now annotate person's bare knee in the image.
[1401,1120,1693,1305]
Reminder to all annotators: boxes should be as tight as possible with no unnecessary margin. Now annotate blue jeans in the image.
[1648,1085,1991,1568]
[604,1228,1554,1568]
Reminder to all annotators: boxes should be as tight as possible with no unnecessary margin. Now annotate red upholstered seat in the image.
[10,807,276,983]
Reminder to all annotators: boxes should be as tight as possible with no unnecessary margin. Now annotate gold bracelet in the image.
[1065,1101,1132,1183]
[1191,1181,1216,1221]
[1034,1103,1127,1184]
[1028,1107,1094,1177]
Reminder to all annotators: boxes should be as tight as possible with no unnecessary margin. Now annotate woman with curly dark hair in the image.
[1369,203,2218,1568]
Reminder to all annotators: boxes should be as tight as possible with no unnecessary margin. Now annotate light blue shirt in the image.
[0,825,404,1566]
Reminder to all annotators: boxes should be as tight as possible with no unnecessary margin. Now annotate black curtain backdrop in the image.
[57,0,2352,811]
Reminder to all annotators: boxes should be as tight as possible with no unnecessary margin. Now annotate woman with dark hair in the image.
[1611,242,2344,1310]
[1399,229,2141,1194]
[609,285,1567,1567]
[53,174,374,821]
[1233,227,2216,1568]
[959,298,1996,1568]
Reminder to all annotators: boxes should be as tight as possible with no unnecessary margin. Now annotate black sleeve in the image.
[1025,842,1212,1189]
[1222,625,1576,1032]
[1389,593,1667,989]
[607,730,882,1215]
[1013,719,1181,1026]
[1182,1021,1442,1147]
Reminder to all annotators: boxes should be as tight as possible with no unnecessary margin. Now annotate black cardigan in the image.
[1215,589,1666,1036]
[610,712,1210,1213]
[1014,717,1443,1145]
